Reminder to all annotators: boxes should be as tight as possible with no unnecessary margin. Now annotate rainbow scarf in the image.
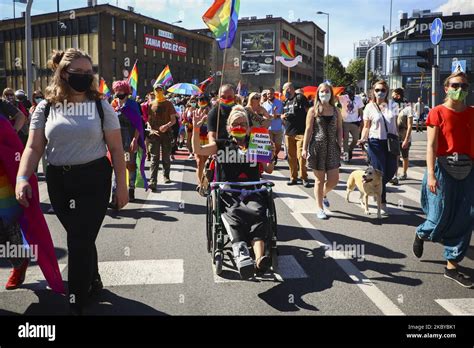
[119,99,149,190]
[0,115,64,293]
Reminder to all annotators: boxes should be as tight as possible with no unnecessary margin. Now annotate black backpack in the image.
[43,100,105,131]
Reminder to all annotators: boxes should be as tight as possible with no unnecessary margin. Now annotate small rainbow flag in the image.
[154,65,173,87]
[99,78,111,98]
[128,60,138,98]
[202,0,240,50]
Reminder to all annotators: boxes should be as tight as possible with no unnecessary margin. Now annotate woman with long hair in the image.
[414,71,473,288]
[15,48,128,314]
[302,83,343,220]
[245,92,272,129]
[357,80,398,216]
[193,95,211,192]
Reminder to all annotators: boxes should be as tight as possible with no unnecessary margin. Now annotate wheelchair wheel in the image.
[206,195,213,254]
[271,247,279,272]
[214,252,223,275]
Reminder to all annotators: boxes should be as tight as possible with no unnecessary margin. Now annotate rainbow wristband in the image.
[16,176,29,183]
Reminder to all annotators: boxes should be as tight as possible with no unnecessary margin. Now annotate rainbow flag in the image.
[202,0,240,50]
[128,61,138,98]
[281,40,296,59]
[99,78,111,98]
[154,65,173,87]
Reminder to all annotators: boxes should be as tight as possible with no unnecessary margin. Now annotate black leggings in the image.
[46,157,112,308]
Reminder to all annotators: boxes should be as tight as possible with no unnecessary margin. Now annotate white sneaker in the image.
[380,204,389,216]
[188,154,194,159]
[232,242,255,279]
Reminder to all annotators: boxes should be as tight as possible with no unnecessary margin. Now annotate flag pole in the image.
[215,0,235,141]
[288,67,290,83]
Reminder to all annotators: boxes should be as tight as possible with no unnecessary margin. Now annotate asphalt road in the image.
[0,131,473,316]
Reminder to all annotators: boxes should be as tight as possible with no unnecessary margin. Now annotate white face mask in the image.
[319,92,331,104]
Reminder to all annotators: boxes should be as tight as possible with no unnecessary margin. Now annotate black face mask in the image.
[116,94,128,100]
[66,73,93,93]
[393,97,402,104]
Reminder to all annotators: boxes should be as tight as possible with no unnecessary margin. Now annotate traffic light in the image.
[417,48,434,71]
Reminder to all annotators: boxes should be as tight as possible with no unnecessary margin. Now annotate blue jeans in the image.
[367,138,398,203]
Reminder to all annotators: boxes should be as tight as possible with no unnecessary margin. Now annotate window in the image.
[89,15,98,33]
[112,58,117,80]
[79,16,88,35]
[133,23,137,41]
[112,16,115,38]
[296,37,301,46]
[282,30,289,39]
[122,19,127,40]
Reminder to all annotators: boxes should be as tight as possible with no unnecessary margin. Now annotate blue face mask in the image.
[285,92,291,99]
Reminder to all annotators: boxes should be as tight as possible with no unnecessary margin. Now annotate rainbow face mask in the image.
[220,98,235,108]
[230,126,247,140]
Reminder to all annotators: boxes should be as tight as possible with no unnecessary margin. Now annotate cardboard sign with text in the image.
[248,127,272,163]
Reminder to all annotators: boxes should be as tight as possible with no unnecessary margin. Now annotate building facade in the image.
[355,37,387,76]
[391,10,474,105]
[196,15,325,92]
[0,4,215,97]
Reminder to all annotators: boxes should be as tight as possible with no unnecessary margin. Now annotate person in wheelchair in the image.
[192,105,275,279]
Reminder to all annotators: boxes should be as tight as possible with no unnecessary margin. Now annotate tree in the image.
[346,58,365,85]
[326,55,352,86]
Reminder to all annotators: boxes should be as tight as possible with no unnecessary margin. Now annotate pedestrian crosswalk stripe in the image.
[213,255,308,283]
[0,264,67,293]
[435,298,474,315]
[98,259,184,286]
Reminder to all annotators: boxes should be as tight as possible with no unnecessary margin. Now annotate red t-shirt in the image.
[426,105,474,158]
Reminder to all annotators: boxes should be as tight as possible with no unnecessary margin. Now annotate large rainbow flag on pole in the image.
[128,60,138,98]
[99,77,111,98]
[202,0,240,50]
[154,65,173,88]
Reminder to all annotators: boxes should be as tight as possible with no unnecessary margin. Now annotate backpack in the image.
[44,100,105,135]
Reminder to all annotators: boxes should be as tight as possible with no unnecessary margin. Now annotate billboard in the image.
[241,53,275,75]
[241,30,275,52]
[144,34,187,56]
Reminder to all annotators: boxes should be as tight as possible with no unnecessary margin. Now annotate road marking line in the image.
[266,169,405,315]
[213,255,307,283]
[292,212,405,315]
[98,259,184,286]
[435,298,474,315]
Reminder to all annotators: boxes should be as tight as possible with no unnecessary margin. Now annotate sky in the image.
[1,0,473,67]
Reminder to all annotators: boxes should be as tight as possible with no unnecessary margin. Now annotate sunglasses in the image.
[4,94,14,97]
[449,83,469,91]
[374,89,386,93]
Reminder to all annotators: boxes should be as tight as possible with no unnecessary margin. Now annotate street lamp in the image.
[171,20,182,25]
[317,11,329,82]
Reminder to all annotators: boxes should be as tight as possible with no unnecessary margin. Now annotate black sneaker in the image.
[412,234,424,258]
[287,180,297,186]
[349,150,353,160]
[149,183,157,192]
[444,268,473,288]
[128,189,135,202]
[302,180,311,188]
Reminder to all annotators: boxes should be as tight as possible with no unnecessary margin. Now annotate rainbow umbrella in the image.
[167,83,202,96]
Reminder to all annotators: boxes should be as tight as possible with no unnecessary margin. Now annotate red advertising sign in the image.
[144,34,187,56]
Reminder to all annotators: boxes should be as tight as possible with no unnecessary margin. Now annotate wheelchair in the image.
[205,164,278,277]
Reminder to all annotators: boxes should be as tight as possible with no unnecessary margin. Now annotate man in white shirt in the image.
[338,87,364,163]
[414,97,425,133]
